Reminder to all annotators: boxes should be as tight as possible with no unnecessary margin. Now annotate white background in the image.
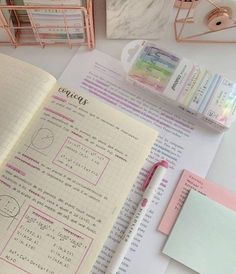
[1,1,236,273]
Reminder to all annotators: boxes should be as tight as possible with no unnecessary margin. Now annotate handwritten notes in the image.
[0,80,157,274]
[53,137,109,185]
[0,206,92,274]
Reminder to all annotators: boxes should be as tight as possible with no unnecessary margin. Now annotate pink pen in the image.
[106,160,168,274]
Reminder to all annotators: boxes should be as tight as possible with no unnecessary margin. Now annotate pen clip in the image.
[141,160,168,192]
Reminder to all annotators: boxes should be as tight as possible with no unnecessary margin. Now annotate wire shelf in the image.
[0,0,95,48]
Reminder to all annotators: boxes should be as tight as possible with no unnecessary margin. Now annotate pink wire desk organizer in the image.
[0,0,95,48]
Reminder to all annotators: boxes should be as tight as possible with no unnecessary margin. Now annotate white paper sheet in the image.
[59,49,223,274]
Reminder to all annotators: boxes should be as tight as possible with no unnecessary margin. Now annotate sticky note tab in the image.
[163,190,236,274]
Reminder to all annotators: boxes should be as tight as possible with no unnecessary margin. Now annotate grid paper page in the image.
[0,84,157,274]
[0,54,56,165]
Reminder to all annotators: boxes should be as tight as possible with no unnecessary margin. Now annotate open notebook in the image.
[0,54,157,274]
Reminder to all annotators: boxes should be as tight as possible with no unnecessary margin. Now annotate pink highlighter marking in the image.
[6,163,25,176]
[44,107,74,123]
[52,95,67,103]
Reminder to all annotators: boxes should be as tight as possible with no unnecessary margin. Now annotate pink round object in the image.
[207,7,233,31]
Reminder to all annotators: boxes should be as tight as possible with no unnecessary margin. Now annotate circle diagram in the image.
[31,128,54,150]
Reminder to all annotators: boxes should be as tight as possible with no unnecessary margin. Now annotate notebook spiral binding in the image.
[0,0,95,48]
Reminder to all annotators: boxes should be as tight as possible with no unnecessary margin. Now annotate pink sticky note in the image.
[158,170,236,235]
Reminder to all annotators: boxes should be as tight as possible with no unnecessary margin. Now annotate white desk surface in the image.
[1,1,236,274]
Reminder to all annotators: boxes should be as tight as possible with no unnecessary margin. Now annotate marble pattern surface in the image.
[106,0,174,39]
